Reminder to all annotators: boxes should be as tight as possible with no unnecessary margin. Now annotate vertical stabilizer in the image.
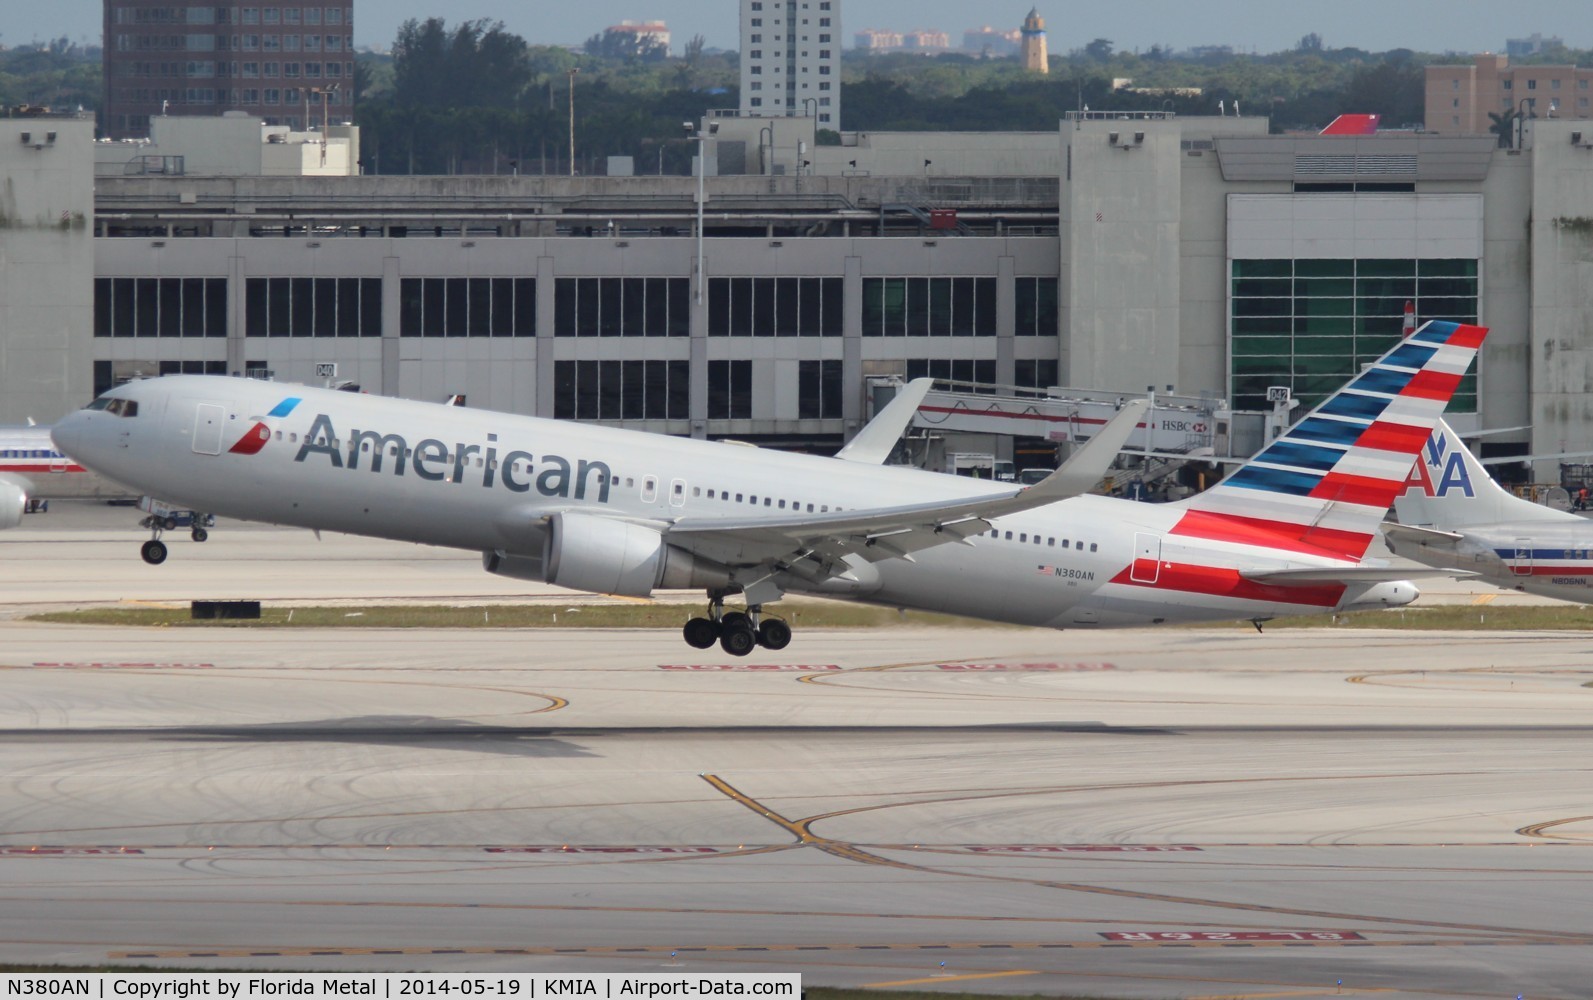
[1174,320,1487,561]
[1393,418,1580,528]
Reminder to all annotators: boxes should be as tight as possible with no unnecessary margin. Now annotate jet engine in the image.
[0,475,29,530]
[543,512,730,597]
[482,550,545,582]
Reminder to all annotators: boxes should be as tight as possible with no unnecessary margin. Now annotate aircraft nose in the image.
[50,413,83,458]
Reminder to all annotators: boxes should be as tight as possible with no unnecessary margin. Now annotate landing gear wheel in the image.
[719,625,758,657]
[720,611,750,631]
[683,617,719,649]
[161,515,179,531]
[757,618,792,650]
[191,527,209,543]
[140,539,168,565]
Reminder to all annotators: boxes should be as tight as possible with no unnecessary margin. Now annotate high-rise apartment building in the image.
[103,1,356,139]
[1425,54,1593,135]
[739,0,840,127]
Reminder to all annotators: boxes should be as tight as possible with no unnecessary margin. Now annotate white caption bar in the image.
[0,975,801,1000]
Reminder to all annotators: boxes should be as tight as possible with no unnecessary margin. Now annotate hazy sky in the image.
[12,0,1593,55]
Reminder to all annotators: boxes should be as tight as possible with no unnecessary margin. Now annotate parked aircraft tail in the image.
[1321,114,1380,135]
[1172,320,1487,561]
[1393,417,1579,529]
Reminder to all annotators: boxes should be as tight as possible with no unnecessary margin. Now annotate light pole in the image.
[759,124,773,175]
[687,120,719,305]
[802,97,817,119]
[567,68,579,176]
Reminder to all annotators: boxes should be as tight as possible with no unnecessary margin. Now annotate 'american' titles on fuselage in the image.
[294,412,613,503]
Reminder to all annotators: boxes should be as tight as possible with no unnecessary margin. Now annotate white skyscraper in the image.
[739,0,840,127]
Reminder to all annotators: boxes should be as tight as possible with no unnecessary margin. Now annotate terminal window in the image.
[554,359,689,421]
[1015,277,1059,337]
[95,277,227,338]
[1229,258,1478,413]
[906,358,997,387]
[399,277,534,337]
[798,359,843,419]
[863,277,996,336]
[555,277,688,337]
[709,277,842,336]
[708,360,753,419]
[249,276,383,337]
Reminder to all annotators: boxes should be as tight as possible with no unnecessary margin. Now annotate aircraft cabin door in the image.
[192,402,226,456]
[1512,538,1533,576]
[1130,532,1162,584]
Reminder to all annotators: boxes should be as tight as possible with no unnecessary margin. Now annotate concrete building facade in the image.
[739,0,840,126]
[13,111,1593,477]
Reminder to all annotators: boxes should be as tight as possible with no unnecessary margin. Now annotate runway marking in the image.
[25,662,216,670]
[658,664,841,671]
[1470,594,1498,606]
[701,774,1593,943]
[936,662,1116,671]
[1518,815,1593,841]
[1187,991,1394,1000]
[963,844,1202,853]
[111,937,1577,961]
[1102,931,1363,942]
[862,970,1039,987]
[484,846,725,855]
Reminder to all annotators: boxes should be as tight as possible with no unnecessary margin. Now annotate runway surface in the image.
[2,503,1592,998]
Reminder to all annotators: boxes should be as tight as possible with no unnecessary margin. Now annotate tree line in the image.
[4,24,1590,170]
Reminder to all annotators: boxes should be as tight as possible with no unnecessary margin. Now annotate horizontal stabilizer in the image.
[835,378,933,465]
[1381,521,1464,544]
[1241,565,1476,585]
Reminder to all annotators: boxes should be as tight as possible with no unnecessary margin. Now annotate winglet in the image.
[835,378,933,465]
[1019,398,1150,504]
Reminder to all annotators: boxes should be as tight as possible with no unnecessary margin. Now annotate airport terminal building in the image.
[5,110,1593,470]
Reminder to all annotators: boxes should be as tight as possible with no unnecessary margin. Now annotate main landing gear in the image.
[137,510,215,565]
[682,593,792,656]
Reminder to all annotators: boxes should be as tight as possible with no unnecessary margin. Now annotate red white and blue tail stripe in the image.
[1173,320,1487,561]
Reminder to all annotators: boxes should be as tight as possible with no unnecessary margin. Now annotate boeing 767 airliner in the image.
[52,320,1486,654]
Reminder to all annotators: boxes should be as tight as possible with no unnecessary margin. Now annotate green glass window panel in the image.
[1356,259,1415,277]
[1233,355,1290,375]
[1233,297,1292,317]
[1294,336,1355,356]
[1416,277,1478,297]
[1418,258,1477,277]
[1416,297,1477,319]
[1294,259,1354,277]
[1355,316,1406,337]
[861,279,884,333]
[1294,315,1353,336]
[1231,375,1281,406]
[1232,277,1293,297]
[1293,355,1351,376]
[1232,259,1291,278]
[1233,317,1287,336]
[1293,374,1348,402]
[1231,335,1293,356]
[1294,277,1355,297]
[1357,296,1412,317]
[1296,297,1354,317]
[1356,277,1416,299]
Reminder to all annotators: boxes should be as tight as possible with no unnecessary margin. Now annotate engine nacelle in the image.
[543,512,730,597]
[0,476,28,530]
[482,549,545,582]
[1338,580,1419,612]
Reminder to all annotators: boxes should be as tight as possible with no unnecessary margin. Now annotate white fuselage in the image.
[0,426,133,500]
[1389,519,1593,604]
[53,377,1407,628]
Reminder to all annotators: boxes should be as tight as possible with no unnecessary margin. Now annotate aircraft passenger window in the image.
[778,500,786,509]
[276,431,283,441]
[290,433,298,442]
[750,495,758,504]
[807,504,814,512]
[1075,541,1083,550]
[736,494,744,502]
[821,505,828,513]
[1020,533,1027,543]
[1034,536,1041,545]
[626,477,635,487]
[1005,531,1013,540]
[763,497,771,506]
[1090,543,1098,552]
[674,483,685,496]
[488,459,497,470]
[1047,537,1055,546]
[694,487,702,497]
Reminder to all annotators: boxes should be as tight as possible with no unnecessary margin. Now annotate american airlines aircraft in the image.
[53,320,1486,655]
[0,423,133,529]
[1387,417,1593,603]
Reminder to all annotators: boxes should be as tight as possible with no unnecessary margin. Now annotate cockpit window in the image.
[96,398,139,417]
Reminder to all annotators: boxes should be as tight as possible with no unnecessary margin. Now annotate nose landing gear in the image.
[136,507,215,564]
[681,593,792,656]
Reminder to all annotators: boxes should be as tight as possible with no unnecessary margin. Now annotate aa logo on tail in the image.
[1401,431,1474,498]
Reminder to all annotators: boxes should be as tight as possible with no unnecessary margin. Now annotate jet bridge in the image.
[909,382,1219,455]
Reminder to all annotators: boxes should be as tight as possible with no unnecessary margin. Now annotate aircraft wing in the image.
[834,378,933,465]
[665,398,1151,571]
[1241,565,1476,585]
